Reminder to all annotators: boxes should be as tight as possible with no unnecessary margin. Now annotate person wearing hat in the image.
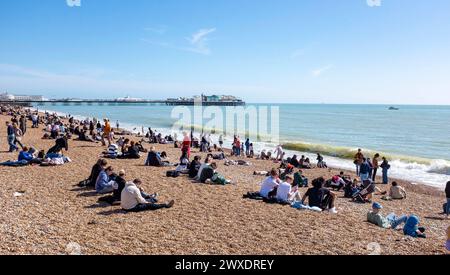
[367,202,408,230]
[276,175,302,203]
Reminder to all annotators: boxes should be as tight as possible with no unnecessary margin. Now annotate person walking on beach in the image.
[102,119,112,146]
[219,134,224,148]
[354,149,364,176]
[116,120,120,131]
[372,153,380,182]
[6,121,18,152]
[13,123,24,149]
[380,157,391,184]
[19,115,27,135]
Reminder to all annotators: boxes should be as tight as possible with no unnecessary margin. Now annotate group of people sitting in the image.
[244,168,338,213]
[78,159,175,212]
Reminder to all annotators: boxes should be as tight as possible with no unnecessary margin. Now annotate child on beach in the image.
[403,215,426,238]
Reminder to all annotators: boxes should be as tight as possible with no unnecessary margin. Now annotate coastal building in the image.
[0,92,47,101]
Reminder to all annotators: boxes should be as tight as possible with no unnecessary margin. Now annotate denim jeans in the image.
[7,134,18,152]
[387,214,408,229]
[360,173,369,182]
[382,168,389,184]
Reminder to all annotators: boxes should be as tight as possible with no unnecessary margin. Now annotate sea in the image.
[31,103,450,189]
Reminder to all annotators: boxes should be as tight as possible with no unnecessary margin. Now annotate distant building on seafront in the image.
[0,92,47,101]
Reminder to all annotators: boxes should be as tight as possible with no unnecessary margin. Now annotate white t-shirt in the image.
[259,176,279,198]
[276,181,292,202]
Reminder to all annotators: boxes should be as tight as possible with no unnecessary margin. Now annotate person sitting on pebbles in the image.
[403,215,427,238]
[275,175,302,204]
[300,177,337,214]
[121,179,174,212]
[367,202,408,230]
[199,162,232,185]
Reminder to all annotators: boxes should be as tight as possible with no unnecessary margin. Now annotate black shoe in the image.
[166,200,175,208]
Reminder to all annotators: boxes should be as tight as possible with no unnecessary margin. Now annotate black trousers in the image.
[128,203,166,212]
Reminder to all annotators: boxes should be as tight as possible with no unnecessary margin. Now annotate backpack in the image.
[166,170,180,178]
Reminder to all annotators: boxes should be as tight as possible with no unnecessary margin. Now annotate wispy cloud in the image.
[185,28,216,55]
[144,25,167,34]
[142,28,217,55]
[366,0,382,7]
[312,64,334,77]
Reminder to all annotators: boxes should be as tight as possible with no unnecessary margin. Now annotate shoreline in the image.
[27,106,450,190]
[1,106,447,255]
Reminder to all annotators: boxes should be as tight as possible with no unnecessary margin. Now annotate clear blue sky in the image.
[1,0,450,104]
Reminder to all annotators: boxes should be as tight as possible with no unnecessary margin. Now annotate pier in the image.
[0,99,246,107]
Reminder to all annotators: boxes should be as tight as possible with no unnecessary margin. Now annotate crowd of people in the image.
[1,104,449,250]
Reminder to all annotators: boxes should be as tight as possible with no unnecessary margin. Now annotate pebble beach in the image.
[0,112,448,255]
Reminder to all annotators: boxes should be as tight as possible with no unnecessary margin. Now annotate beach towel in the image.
[291,202,322,212]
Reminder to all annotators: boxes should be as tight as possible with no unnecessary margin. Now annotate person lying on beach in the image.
[224,159,251,166]
[18,147,43,165]
[367,202,408,230]
[188,156,202,178]
[121,179,174,213]
[208,152,226,160]
[95,166,116,194]
[293,170,308,188]
[403,215,427,238]
[300,177,337,214]
[78,159,108,188]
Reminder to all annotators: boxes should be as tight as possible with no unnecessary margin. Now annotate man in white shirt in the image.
[121,179,174,212]
[276,175,302,203]
[259,169,281,198]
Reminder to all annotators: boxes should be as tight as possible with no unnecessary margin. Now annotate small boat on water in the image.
[388,106,399,110]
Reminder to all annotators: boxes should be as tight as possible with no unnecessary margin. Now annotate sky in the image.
[1,0,450,104]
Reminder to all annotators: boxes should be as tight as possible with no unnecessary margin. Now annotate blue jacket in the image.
[95,170,110,192]
[18,151,33,162]
[403,215,420,237]
[360,162,371,174]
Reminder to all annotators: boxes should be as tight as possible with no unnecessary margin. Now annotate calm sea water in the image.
[33,103,450,188]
